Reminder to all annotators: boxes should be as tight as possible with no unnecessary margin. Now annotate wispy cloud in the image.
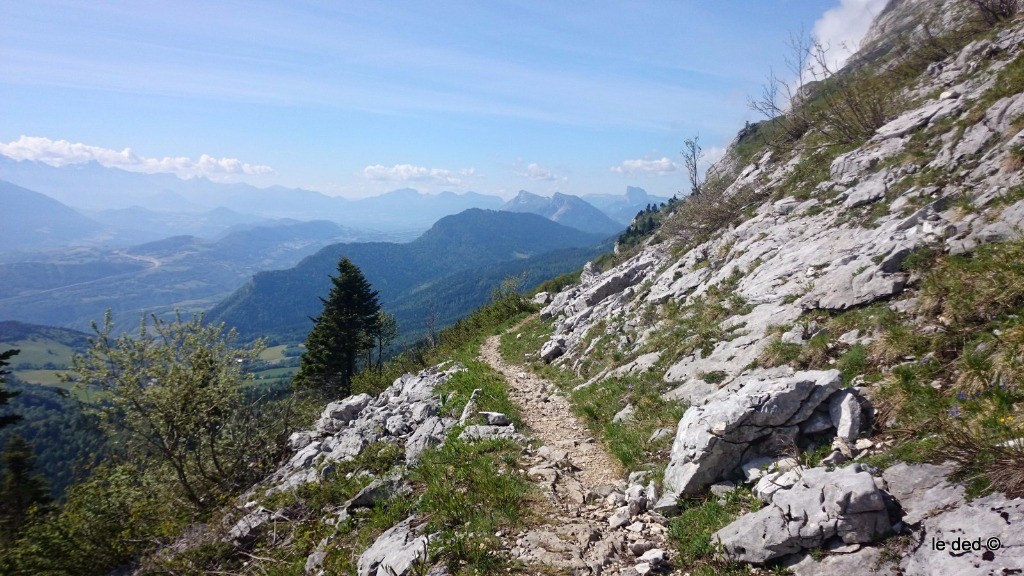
[610,157,677,176]
[700,146,727,172]
[362,164,474,185]
[0,135,273,181]
[808,0,888,75]
[514,162,564,182]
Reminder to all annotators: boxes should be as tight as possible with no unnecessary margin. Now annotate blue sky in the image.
[0,0,886,199]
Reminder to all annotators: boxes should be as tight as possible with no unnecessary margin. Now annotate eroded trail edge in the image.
[480,334,672,575]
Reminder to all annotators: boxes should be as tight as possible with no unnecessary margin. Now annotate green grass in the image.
[571,374,686,471]
[415,437,530,574]
[668,487,766,576]
[259,344,290,362]
[0,338,78,369]
[13,368,69,386]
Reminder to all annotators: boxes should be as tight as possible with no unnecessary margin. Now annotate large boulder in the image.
[714,465,893,563]
[663,370,842,496]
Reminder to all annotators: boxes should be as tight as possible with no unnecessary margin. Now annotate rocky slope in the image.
[527,4,1024,573]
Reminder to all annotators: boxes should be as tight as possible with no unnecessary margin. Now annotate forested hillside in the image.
[208,209,608,343]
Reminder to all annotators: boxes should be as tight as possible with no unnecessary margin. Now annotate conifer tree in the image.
[296,258,381,395]
[0,349,22,429]
[0,434,50,546]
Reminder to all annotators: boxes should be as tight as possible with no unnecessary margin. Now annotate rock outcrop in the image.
[663,370,859,497]
[715,464,893,563]
[263,364,462,495]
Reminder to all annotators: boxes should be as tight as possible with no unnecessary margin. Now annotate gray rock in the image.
[874,98,961,140]
[710,482,736,497]
[882,462,964,525]
[226,507,283,547]
[288,431,316,450]
[357,516,430,576]
[612,403,635,424]
[609,506,632,529]
[715,465,892,563]
[611,352,662,377]
[317,393,373,433]
[652,493,680,516]
[829,389,863,442]
[648,427,674,443]
[837,329,861,346]
[516,528,589,572]
[458,424,526,442]
[801,411,834,435]
[479,411,510,426]
[663,370,841,496]
[780,325,806,345]
[638,548,666,566]
[405,416,455,464]
[842,171,888,208]
[901,493,1024,575]
[787,546,895,576]
[661,378,719,405]
[540,338,566,363]
[532,291,552,305]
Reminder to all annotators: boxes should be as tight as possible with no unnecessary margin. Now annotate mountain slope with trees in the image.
[207,209,607,343]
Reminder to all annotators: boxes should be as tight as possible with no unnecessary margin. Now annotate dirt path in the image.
[480,332,673,574]
[480,334,623,490]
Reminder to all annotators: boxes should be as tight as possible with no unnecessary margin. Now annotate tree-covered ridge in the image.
[208,209,607,343]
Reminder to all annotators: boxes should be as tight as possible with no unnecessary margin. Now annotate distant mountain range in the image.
[208,209,608,344]
[0,157,503,233]
[500,191,623,235]
[583,186,672,225]
[1,158,671,240]
[0,181,106,251]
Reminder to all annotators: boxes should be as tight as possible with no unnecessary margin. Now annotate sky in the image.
[0,0,887,199]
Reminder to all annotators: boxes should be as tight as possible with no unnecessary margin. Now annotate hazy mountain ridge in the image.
[0,219,375,331]
[0,157,504,233]
[0,180,106,251]
[582,186,671,224]
[207,209,607,343]
[500,190,623,234]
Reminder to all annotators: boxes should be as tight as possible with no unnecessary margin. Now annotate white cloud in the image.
[610,157,677,176]
[514,162,563,182]
[808,0,888,76]
[700,146,726,172]
[0,135,273,180]
[362,163,470,185]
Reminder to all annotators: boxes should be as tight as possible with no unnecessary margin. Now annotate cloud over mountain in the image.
[610,157,677,176]
[808,0,888,75]
[0,135,273,181]
[362,164,474,185]
[515,162,564,182]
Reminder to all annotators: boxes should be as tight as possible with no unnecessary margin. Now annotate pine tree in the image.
[0,434,50,545]
[0,349,22,430]
[296,258,381,395]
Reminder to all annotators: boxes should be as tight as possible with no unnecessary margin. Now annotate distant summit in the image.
[583,186,671,225]
[501,191,622,235]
